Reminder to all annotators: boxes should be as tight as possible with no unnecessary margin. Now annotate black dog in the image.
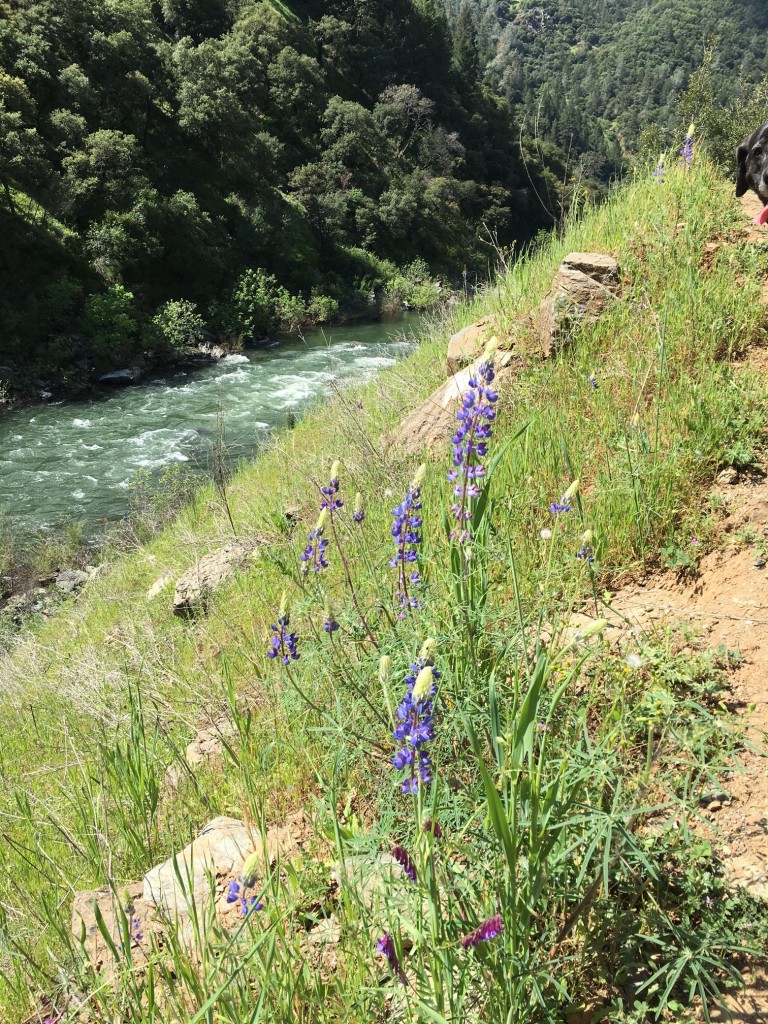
[736,123,768,203]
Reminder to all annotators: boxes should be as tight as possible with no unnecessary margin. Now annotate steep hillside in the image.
[455,0,768,165]
[1,157,768,1022]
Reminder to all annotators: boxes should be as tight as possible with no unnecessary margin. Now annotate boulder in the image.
[99,367,142,385]
[446,317,491,375]
[146,570,173,602]
[172,540,257,617]
[538,252,620,358]
[40,568,90,594]
[143,816,255,918]
[71,881,150,975]
[387,350,516,457]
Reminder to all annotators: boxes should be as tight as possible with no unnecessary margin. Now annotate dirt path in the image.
[601,193,768,1021]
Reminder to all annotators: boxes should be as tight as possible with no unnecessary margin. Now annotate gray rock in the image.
[538,252,620,358]
[72,881,149,976]
[717,467,739,486]
[99,367,142,385]
[53,568,90,594]
[446,317,491,375]
[143,816,254,918]
[172,540,257,617]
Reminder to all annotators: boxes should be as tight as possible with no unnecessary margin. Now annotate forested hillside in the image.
[453,0,768,171]
[0,0,556,386]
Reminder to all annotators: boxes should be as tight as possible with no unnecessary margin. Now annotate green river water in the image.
[0,315,420,534]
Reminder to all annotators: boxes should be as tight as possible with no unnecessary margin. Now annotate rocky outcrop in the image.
[172,540,257,617]
[537,252,620,358]
[446,317,491,375]
[99,367,143,385]
[387,350,516,457]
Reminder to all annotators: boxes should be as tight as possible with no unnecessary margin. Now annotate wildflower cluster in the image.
[588,374,598,390]
[462,914,504,949]
[390,463,425,614]
[653,154,666,183]
[320,461,343,512]
[267,592,300,664]
[353,491,365,523]
[392,640,439,795]
[448,338,499,544]
[226,879,264,917]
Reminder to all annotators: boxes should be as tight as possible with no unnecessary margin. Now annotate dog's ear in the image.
[736,140,750,197]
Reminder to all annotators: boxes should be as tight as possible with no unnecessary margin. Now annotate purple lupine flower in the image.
[226,878,264,917]
[550,478,579,515]
[323,597,339,634]
[320,461,343,513]
[652,155,666,183]
[588,374,598,390]
[267,593,300,664]
[390,464,425,615]
[353,492,365,524]
[462,914,504,949]
[448,342,499,544]
[392,844,417,882]
[575,531,595,563]
[679,131,694,170]
[301,508,330,574]
[392,641,439,795]
[376,932,404,982]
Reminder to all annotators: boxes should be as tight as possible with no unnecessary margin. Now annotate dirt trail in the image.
[603,192,768,1021]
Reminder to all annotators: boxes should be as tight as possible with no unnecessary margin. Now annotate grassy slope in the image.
[1,160,767,1021]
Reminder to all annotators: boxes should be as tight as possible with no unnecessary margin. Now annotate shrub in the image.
[150,299,206,355]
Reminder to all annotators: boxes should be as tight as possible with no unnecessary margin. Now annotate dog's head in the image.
[736,123,768,201]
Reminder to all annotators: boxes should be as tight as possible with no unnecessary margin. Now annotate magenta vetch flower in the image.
[462,914,504,949]
[392,844,417,882]
[376,932,404,981]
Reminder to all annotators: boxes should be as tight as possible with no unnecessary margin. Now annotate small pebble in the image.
[707,801,722,813]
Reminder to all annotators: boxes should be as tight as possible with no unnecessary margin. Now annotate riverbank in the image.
[1,161,767,1023]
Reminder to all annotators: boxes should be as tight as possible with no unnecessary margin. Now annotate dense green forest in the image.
[456,0,768,170]
[0,0,561,388]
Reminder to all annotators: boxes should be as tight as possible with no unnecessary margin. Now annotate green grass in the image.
[1,160,767,1023]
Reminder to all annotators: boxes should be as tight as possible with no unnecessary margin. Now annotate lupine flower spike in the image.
[323,596,339,633]
[226,853,265,917]
[268,591,300,664]
[653,153,666,183]
[576,529,595,563]
[321,461,343,512]
[393,639,439,794]
[301,507,330,573]
[353,492,365,523]
[448,337,499,544]
[679,124,695,170]
[550,478,579,515]
[462,914,504,949]
[390,463,425,614]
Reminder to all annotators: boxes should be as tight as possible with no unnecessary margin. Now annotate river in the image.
[0,315,421,535]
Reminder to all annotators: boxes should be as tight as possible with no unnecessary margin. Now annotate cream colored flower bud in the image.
[483,336,500,361]
[378,655,393,685]
[412,665,434,703]
[330,460,341,481]
[278,590,289,620]
[316,507,329,532]
[562,478,580,501]
[410,463,426,492]
[631,412,640,429]
[419,638,436,665]
[240,851,261,889]
[581,529,593,544]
